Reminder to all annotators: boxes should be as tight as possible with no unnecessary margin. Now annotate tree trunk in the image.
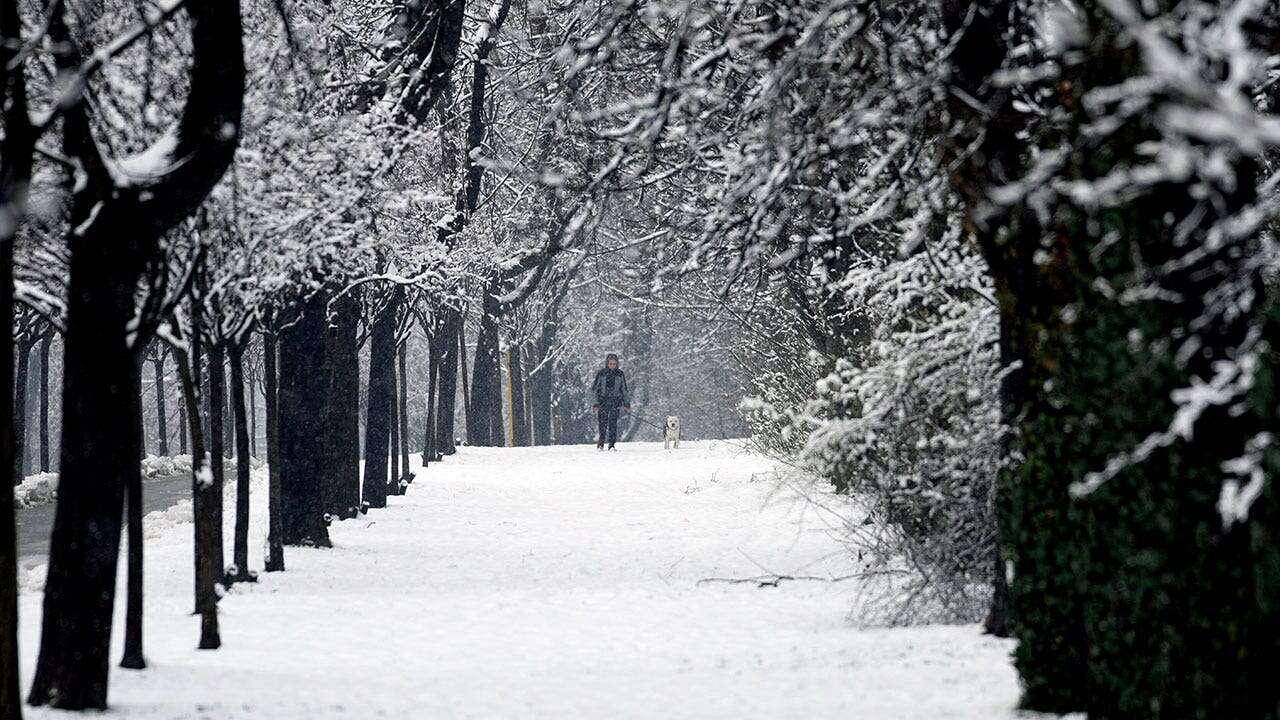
[223,363,235,460]
[435,309,459,455]
[324,291,361,518]
[179,393,188,455]
[363,292,397,509]
[153,348,169,456]
[389,364,401,496]
[398,343,411,479]
[249,355,257,458]
[227,345,255,585]
[424,331,440,463]
[458,311,470,441]
[509,344,529,446]
[174,331,221,652]
[278,292,333,547]
[941,0,1022,647]
[13,339,29,484]
[1,1,33,709]
[489,353,506,448]
[29,217,145,708]
[37,333,50,472]
[262,332,285,571]
[468,287,502,447]
[0,232,21,720]
[28,0,241,700]
[120,368,146,670]
[206,340,227,584]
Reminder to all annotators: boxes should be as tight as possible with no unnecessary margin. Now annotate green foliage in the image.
[999,5,1280,716]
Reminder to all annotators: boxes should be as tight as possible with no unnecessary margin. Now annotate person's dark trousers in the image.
[597,405,620,447]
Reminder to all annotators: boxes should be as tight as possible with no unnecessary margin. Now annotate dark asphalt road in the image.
[15,473,192,563]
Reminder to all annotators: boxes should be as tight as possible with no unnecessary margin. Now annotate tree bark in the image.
[458,314,470,440]
[27,213,146,708]
[261,332,285,571]
[435,309,459,454]
[468,286,502,446]
[120,368,146,670]
[227,345,255,585]
[389,362,401,495]
[940,0,1021,647]
[153,347,169,456]
[226,373,236,461]
[278,291,333,547]
[324,291,361,518]
[38,333,50,471]
[30,0,243,701]
[248,354,257,458]
[0,225,21,720]
[174,331,221,652]
[13,339,30,484]
[206,339,227,584]
[363,292,398,509]
[179,393,188,455]
[424,330,440,463]
[398,343,411,479]
[0,0,32,708]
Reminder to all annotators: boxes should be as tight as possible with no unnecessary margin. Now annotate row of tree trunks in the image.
[9,330,54,482]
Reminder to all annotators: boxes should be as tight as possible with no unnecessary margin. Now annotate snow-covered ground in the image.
[17,441,1024,718]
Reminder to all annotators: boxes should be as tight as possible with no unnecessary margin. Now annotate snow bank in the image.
[12,472,59,509]
[13,454,266,509]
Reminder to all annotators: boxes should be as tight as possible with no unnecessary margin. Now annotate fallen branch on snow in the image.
[696,573,865,588]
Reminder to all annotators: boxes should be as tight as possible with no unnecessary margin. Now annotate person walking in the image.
[591,353,631,450]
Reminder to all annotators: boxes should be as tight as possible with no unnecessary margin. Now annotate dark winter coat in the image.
[592,367,630,409]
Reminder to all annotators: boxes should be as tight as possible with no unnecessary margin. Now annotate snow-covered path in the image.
[18,442,1023,719]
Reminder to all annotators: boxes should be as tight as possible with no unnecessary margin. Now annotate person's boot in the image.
[608,444,616,451]
[596,442,604,450]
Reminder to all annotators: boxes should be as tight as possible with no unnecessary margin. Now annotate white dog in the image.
[664,416,681,450]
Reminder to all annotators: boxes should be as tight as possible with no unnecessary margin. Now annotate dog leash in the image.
[627,412,668,433]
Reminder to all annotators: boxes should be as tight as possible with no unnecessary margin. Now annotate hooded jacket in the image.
[592,366,630,409]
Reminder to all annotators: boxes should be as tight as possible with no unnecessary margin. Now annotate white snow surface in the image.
[18,441,1024,718]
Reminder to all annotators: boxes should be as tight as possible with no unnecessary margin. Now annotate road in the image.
[15,473,192,563]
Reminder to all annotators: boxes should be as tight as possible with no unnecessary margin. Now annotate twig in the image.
[696,572,866,588]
